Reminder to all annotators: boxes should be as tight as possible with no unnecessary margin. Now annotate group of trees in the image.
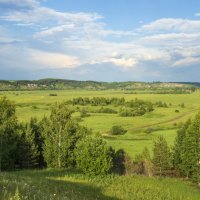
[68,97,126,106]
[135,117,200,184]
[173,116,200,183]
[69,97,154,117]
[68,97,153,109]
[0,97,125,175]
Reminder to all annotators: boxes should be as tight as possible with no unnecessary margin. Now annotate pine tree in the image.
[0,97,18,171]
[135,147,153,176]
[16,123,39,169]
[152,135,172,176]
[180,113,200,183]
[173,119,191,174]
[30,118,45,168]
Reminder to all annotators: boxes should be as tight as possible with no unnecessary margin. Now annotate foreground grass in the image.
[0,170,200,200]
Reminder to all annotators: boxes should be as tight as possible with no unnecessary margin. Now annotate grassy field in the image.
[1,169,200,200]
[1,89,200,158]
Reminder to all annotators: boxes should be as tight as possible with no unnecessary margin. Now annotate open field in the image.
[1,169,200,200]
[1,89,200,158]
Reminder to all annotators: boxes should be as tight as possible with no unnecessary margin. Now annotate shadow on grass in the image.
[4,170,119,200]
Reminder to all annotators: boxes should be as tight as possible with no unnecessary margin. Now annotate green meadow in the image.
[1,169,200,200]
[1,89,200,158]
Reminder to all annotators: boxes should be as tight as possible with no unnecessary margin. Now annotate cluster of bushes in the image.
[68,97,125,106]
[154,101,168,108]
[49,93,58,96]
[119,107,146,117]
[67,97,153,110]
[98,107,117,114]
[73,97,154,118]
[80,109,90,118]
[110,125,127,135]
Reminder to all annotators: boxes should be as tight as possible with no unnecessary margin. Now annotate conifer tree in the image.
[180,113,200,183]
[0,97,18,171]
[173,119,191,174]
[152,135,171,176]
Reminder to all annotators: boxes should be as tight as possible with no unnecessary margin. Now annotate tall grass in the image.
[1,170,200,200]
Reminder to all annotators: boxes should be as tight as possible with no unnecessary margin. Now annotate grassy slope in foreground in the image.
[0,170,200,200]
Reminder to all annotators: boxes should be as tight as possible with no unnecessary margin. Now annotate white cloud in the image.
[28,49,80,69]
[172,57,200,67]
[0,0,39,9]
[107,57,137,68]
[1,6,102,24]
[140,18,200,32]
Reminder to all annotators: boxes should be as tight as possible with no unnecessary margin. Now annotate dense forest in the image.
[0,79,198,92]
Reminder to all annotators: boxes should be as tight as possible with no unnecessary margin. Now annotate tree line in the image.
[67,97,154,117]
[0,97,199,185]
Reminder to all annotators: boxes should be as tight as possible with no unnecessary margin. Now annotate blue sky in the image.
[1,0,200,81]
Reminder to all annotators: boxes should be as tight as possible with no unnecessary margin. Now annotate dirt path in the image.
[128,108,199,131]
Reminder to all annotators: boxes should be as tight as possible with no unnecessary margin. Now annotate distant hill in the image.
[0,79,199,93]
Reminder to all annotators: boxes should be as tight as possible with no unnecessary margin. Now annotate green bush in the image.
[80,109,90,118]
[110,125,127,135]
[75,136,113,175]
[98,107,117,114]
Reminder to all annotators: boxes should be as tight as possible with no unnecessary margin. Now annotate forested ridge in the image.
[0,79,198,92]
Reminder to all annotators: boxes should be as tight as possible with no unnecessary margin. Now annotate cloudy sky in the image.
[0,0,200,81]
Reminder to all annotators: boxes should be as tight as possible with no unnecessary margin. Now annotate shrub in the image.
[49,93,57,96]
[144,127,154,134]
[75,136,113,175]
[110,125,127,135]
[98,107,117,114]
[80,109,90,118]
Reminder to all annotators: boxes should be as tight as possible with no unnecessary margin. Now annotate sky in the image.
[1,0,200,82]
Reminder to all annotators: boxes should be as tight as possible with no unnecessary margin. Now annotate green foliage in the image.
[0,97,18,171]
[173,119,191,174]
[110,125,127,135]
[175,113,200,183]
[42,103,88,168]
[13,186,21,200]
[75,136,113,175]
[98,107,117,114]
[49,93,58,96]
[152,135,172,176]
[135,147,153,177]
[154,101,168,108]
[17,124,39,169]
[80,109,90,118]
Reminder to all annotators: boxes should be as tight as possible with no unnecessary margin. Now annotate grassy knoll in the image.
[0,169,200,200]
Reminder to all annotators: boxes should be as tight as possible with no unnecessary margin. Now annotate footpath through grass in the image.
[0,169,200,200]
